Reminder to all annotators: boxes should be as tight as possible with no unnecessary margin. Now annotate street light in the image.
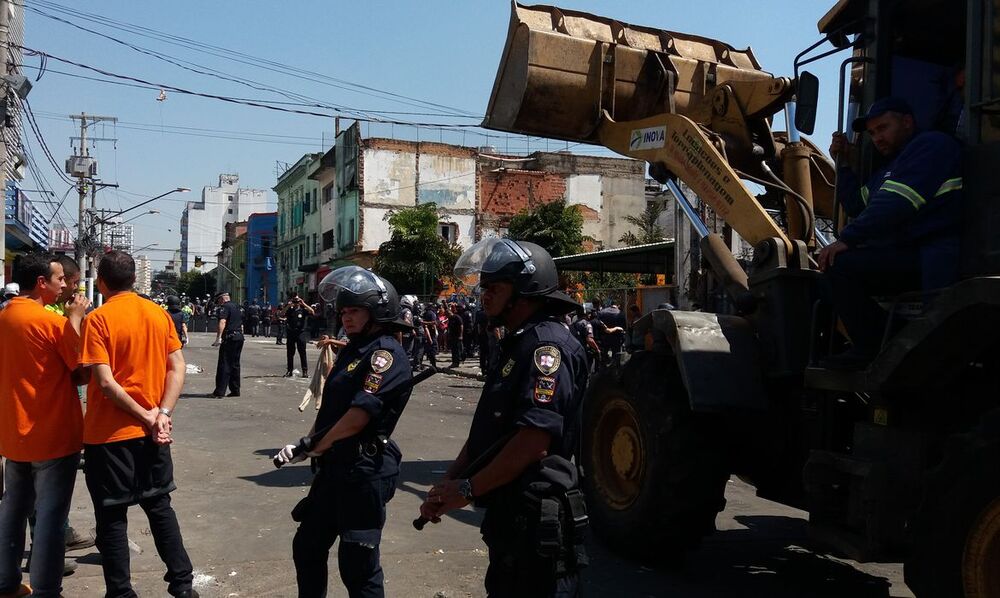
[97,209,160,228]
[116,187,190,218]
[134,243,159,253]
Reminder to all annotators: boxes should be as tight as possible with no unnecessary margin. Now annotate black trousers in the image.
[292,472,397,598]
[214,339,243,396]
[247,319,259,337]
[482,505,579,598]
[449,334,464,366]
[286,330,308,373]
[92,493,193,598]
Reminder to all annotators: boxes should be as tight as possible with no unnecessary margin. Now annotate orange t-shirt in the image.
[80,292,182,445]
[0,297,83,461]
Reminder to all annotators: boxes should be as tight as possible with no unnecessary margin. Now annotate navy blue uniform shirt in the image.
[315,332,412,480]
[466,313,588,496]
[285,305,308,334]
[836,130,963,247]
[216,301,242,335]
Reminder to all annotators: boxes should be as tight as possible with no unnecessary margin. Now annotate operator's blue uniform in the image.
[291,332,411,598]
[829,130,963,356]
[467,313,588,597]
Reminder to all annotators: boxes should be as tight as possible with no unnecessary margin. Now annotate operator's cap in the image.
[852,97,915,132]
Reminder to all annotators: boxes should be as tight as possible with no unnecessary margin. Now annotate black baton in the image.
[273,366,437,468]
[413,430,517,530]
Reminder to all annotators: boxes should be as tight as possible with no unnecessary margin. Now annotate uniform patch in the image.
[346,359,361,373]
[363,372,383,393]
[371,350,393,373]
[533,376,557,404]
[501,359,515,377]
[533,346,561,375]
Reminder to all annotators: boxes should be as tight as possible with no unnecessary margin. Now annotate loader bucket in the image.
[483,2,778,144]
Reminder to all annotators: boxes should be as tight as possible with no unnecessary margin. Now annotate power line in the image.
[24,0,479,117]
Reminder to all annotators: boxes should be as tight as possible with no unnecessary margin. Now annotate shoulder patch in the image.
[533,345,561,375]
[363,372,383,393]
[346,359,361,373]
[534,376,557,404]
[371,349,394,373]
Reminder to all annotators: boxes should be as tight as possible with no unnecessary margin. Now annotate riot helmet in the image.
[454,238,578,313]
[3,282,19,298]
[166,295,181,309]
[318,266,412,330]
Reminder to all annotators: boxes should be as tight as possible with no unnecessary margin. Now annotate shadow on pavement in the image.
[238,463,313,488]
[583,515,895,597]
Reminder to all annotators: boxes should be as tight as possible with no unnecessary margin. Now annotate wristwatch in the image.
[158,407,172,417]
[458,478,474,500]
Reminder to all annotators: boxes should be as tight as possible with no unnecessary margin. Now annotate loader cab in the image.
[820,0,1000,276]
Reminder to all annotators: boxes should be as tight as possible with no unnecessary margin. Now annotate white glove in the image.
[274,444,307,466]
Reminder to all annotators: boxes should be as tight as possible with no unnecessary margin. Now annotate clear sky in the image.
[23,1,844,268]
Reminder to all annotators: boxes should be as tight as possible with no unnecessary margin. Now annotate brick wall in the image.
[479,169,567,224]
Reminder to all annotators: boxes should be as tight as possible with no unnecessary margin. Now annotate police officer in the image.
[283,292,314,378]
[822,97,964,367]
[273,266,414,598]
[420,238,589,597]
[211,290,244,398]
[398,294,417,365]
[571,308,600,374]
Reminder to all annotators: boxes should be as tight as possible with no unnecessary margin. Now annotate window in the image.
[313,233,318,256]
[227,208,233,215]
[322,230,334,250]
[227,194,235,202]
[348,217,356,245]
[439,222,458,243]
[323,183,334,204]
[298,244,303,266]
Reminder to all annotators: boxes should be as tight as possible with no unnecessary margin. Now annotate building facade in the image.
[134,255,152,295]
[246,212,278,307]
[274,153,322,301]
[180,174,266,273]
[217,220,248,304]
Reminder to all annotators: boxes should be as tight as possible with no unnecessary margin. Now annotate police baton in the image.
[273,366,437,468]
[412,430,517,530]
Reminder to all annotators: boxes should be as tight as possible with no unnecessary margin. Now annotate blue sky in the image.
[24,1,843,267]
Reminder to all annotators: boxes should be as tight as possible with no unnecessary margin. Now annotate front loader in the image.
[481,2,1000,596]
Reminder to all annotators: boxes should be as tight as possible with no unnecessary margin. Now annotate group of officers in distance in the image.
[0,238,591,598]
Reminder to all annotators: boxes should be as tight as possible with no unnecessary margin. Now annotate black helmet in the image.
[166,295,181,308]
[454,238,579,312]
[318,266,413,329]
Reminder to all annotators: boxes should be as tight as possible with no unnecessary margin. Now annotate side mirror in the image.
[795,71,820,135]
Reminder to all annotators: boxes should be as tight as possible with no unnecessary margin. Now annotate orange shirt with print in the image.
[81,292,182,445]
[0,297,83,461]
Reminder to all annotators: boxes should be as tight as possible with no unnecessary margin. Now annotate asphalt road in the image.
[55,332,913,597]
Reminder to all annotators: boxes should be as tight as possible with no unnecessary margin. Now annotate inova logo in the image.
[629,126,666,151]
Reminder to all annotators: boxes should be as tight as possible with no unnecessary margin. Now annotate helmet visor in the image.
[453,238,534,289]
[318,266,388,303]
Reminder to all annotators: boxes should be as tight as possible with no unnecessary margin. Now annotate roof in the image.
[552,240,674,274]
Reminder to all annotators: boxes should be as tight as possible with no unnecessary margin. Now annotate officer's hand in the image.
[426,480,470,516]
[829,132,849,161]
[419,499,444,525]
[273,443,307,466]
[818,240,849,272]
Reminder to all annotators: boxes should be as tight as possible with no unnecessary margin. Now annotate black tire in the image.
[581,351,729,563]
[905,410,1000,598]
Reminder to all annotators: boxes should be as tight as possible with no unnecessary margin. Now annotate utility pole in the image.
[66,112,116,298]
[0,0,9,286]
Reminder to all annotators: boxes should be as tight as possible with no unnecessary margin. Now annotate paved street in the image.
[57,333,913,597]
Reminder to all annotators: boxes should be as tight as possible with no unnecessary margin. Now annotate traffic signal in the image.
[194,255,204,268]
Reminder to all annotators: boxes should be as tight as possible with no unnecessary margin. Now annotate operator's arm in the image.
[443,441,471,481]
[835,167,869,218]
[839,133,962,246]
[586,337,601,353]
[301,302,316,316]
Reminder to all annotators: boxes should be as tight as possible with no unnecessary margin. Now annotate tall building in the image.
[99,219,134,253]
[274,154,322,301]
[134,255,152,295]
[180,174,267,273]
[246,212,278,307]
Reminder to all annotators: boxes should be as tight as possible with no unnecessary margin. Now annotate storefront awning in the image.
[552,240,674,275]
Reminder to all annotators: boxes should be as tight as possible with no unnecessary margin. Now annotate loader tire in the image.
[905,410,1000,598]
[581,351,728,564]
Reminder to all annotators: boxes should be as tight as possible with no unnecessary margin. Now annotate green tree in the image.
[175,270,215,299]
[619,200,668,246]
[507,199,583,257]
[374,203,463,295]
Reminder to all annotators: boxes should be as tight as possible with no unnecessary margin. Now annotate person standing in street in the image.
[274,266,415,598]
[283,292,314,378]
[421,239,589,597]
[417,303,439,371]
[246,300,261,338]
[0,252,89,598]
[167,296,189,347]
[212,291,244,398]
[79,251,197,598]
[447,303,464,368]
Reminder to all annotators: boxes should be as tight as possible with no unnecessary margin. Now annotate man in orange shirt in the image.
[0,252,88,598]
[80,251,197,598]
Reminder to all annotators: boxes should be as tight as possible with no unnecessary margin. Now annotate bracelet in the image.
[158,407,172,417]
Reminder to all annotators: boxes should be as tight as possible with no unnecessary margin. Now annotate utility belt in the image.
[316,434,393,470]
[223,330,244,343]
[482,455,589,575]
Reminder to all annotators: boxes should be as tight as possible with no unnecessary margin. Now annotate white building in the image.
[180,174,266,272]
[100,220,134,253]
[134,255,151,295]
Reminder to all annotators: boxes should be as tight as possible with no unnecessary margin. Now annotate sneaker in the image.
[65,526,96,551]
